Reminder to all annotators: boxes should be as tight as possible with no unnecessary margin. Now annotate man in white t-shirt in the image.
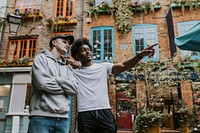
[71,37,157,133]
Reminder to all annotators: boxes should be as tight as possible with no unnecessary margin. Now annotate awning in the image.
[174,22,200,52]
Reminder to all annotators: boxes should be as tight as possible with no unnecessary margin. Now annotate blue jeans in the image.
[27,116,69,133]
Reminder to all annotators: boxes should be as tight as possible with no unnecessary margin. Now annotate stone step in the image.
[161,130,181,133]
[117,130,182,133]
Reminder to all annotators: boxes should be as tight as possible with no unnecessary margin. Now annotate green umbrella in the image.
[175,22,200,52]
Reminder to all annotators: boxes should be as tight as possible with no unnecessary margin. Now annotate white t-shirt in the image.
[73,62,113,112]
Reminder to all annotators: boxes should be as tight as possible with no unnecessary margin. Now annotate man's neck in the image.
[81,61,93,67]
[50,48,61,60]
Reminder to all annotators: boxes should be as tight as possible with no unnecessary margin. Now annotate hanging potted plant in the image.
[86,1,115,19]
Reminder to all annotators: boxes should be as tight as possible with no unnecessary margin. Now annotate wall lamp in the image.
[0,9,22,35]
[7,9,22,35]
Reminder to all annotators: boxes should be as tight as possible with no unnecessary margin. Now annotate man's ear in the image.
[52,40,57,46]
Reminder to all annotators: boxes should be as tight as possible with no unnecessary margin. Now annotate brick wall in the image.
[181,81,193,115]
[0,0,82,59]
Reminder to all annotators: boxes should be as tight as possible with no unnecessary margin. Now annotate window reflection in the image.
[116,83,136,130]
[178,21,200,59]
[92,28,113,62]
[24,83,32,113]
[0,85,10,113]
[0,85,10,96]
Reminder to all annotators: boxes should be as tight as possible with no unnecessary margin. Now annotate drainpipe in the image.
[80,0,84,37]
[0,1,8,55]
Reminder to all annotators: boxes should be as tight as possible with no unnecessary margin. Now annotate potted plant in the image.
[0,56,31,67]
[135,107,164,133]
[177,101,191,133]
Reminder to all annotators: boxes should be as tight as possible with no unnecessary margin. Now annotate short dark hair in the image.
[49,34,74,49]
[71,37,92,61]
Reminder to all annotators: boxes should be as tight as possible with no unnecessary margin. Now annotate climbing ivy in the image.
[86,0,157,36]
[113,0,133,36]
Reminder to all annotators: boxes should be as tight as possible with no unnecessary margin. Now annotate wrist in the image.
[136,54,143,59]
[66,59,73,65]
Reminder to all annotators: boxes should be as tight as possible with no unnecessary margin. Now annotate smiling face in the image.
[53,38,69,55]
[76,44,92,64]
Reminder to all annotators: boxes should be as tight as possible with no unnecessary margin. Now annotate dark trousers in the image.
[77,109,117,133]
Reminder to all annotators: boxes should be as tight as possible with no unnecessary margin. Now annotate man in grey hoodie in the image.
[27,34,79,133]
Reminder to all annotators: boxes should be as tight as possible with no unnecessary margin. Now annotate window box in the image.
[131,4,161,13]
[0,61,33,67]
[86,8,110,18]
[22,12,44,20]
[46,18,77,32]
[98,9,109,13]
[171,2,200,9]
[178,61,200,68]
[171,2,180,8]
[154,5,162,9]
[46,18,77,26]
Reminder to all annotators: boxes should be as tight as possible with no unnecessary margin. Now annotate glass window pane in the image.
[91,27,114,62]
[0,85,10,96]
[9,39,38,60]
[92,30,101,60]
[133,24,159,61]
[134,27,144,53]
[16,0,41,13]
[116,83,136,130]
[178,21,200,59]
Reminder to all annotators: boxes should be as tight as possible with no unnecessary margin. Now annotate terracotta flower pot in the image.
[148,125,161,133]
[180,124,189,133]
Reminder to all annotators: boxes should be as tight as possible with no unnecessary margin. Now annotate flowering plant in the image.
[177,100,191,125]
[179,107,190,124]
[45,15,72,32]
[0,56,30,66]
[45,16,71,25]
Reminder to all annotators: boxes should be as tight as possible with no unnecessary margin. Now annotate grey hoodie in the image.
[29,49,79,118]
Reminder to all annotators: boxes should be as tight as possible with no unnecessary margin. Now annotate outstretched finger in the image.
[146,43,158,49]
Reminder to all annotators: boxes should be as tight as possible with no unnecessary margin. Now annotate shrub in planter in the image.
[135,108,164,133]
